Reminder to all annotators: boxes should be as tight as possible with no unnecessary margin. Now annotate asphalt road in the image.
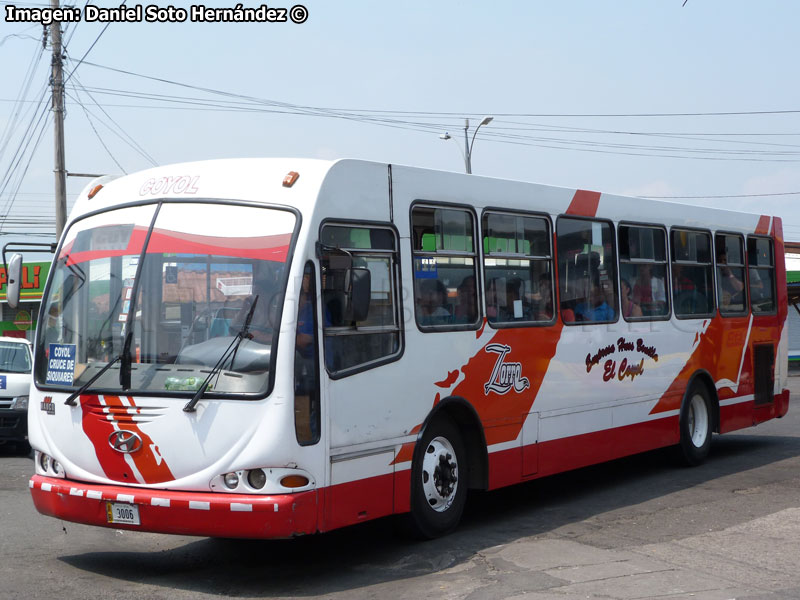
[3,379,800,600]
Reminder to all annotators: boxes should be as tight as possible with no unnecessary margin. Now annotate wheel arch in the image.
[685,369,720,433]
[416,396,488,491]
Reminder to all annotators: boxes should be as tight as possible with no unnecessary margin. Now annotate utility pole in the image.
[50,0,67,239]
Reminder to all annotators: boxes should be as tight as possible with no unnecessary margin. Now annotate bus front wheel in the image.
[408,417,467,539]
[678,383,713,466]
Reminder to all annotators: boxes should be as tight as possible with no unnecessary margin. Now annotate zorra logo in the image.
[484,344,530,395]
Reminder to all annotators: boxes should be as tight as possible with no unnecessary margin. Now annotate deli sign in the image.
[0,261,49,301]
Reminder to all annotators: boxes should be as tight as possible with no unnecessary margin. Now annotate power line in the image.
[65,62,800,163]
[62,84,800,162]
[70,76,158,165]
[67,89,127,174]
[0,86,50,211]
[63,1,126,85]
[0,104,52,233]
[0,35,45,165]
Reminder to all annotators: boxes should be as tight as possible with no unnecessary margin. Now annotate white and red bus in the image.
[8,158,788,539]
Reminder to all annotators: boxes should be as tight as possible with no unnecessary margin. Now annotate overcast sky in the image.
[2,0,800,249]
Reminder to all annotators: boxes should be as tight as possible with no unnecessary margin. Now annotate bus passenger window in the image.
[482,211,553,326]
[319,224,402,374]
[715,234,747,315]
[748,236,776,313]
[671,229,714,318]
[618,225,669,320]
[556,217,618,324]
[411,205,479,330]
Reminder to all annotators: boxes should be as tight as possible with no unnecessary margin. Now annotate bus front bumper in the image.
[29,475,318,538]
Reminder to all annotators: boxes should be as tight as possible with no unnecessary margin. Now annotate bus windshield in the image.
[35,201,296,398]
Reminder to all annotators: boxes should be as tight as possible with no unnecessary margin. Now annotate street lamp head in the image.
[479,116,493,127]
[439,132,452,140]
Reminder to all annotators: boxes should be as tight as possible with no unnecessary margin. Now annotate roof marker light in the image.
[87,184,104,199]
[283,171,299,188]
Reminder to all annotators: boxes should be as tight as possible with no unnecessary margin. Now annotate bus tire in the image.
[408,417,467,539]
[678,382,713,466]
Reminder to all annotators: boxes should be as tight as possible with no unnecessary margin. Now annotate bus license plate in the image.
[106,502,140,525]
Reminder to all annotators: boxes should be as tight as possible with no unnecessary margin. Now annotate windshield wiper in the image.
[183,295,259,413]
[64,354,122,406]
[64,331,133,406]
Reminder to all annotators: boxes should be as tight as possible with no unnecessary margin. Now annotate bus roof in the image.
[70,157,779,238]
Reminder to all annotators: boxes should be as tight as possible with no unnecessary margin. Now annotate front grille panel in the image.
[82,402,167,425]
[0,416,20,429]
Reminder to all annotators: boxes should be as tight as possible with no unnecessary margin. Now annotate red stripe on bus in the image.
[144,229,291,262]
[754,215,770,235]
[80,394,175,484]
[565,190,601,217]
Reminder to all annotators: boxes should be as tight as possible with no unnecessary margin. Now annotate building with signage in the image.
[785,250,800,364]
[0,261,49,340]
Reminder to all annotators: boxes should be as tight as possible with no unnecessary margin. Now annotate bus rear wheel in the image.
[678,383,713,466]
[408,417,467,539]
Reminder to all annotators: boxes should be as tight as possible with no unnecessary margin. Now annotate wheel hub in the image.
[421,436,459,512]
[688,392,709,448]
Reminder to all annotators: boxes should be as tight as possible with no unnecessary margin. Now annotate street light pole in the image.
[440,116,493,174]
[463,119,471,174]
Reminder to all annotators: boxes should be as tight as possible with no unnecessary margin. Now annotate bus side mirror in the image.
[347,267,371,322]
[5,253,22,309]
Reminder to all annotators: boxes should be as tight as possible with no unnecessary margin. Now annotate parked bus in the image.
[8,158,788,539]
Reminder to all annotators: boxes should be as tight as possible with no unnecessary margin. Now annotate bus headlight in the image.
[247,469,267,489]
[51,459,65,477]
[223,472,240,489]
[210,467,315,494]
[11,395,28,410]
[35,451,66,478]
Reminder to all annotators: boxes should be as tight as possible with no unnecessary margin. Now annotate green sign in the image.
[0,261,50,302]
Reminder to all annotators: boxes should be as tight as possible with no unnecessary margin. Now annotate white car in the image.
[0,336,32,453]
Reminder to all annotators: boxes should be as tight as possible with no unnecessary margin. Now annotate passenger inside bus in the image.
[717,251,745,311]
[416,279,451,326]
[453,275,478,324]
[631,263,667,316]
[574,280,615,322]
[229,285,275,344]
[499,277,531,322]
[620,278,643,319]
[534,272,554,320]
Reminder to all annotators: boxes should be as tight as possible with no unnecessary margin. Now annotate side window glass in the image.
[411,206,479,329]
[671,229,714,318]
[618,225,669,320]
[556,217,618,324]
[319,224,401,374]
[748,236,776,313]
[715,234,747,315]
[294,262,320,445]
[483,212,553,325]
